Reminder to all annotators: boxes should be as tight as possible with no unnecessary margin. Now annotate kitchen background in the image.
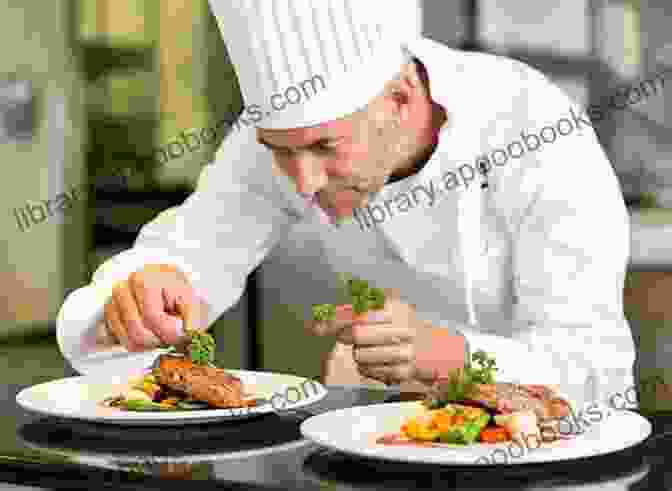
[1,0,671,411]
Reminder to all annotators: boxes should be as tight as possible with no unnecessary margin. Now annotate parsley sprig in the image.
[469,349,497,384]
[164,301,216,366]
[311,273,386,321]
[184,327,216,366]
[423,350,498,408]
[312,304,336,322]
[164,327,216,366]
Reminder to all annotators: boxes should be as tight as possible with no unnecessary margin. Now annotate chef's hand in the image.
[308,290,423,385]
[95,264,204,352]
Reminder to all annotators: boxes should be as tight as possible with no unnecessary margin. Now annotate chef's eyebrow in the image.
[256,136,337,151]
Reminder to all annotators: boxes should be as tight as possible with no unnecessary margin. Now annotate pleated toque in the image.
[208,1,418,129]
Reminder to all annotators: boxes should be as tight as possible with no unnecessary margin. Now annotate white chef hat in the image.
[208,1,421,130]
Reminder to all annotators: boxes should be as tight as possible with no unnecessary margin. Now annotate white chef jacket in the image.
[56,37,636,412]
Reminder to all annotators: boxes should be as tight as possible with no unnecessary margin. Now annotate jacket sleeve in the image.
[57,129,302,376]
[457,65,636,412]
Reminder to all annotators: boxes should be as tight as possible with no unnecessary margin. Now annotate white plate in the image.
[16,370,327,425]
[300,401,652,465]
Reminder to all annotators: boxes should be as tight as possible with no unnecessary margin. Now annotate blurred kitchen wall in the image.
[0,1,87,336]
[79,0,247,369]
[0,1,249,370]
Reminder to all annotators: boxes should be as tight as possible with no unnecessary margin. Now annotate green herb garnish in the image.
[368,287,385,310]
[311,274,387,320]
[312,304,336,321]
[184,327,216,366]
[469,349,497,384]
[166,327,216,366]
[165,301,217,366]
[424,350,498,408]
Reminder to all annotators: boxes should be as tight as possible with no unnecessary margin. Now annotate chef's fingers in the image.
[353,344,414,365]
[308,304,355,337]
[95,317,118,347]
[170,296,198,354]
[351,308,390,324]
[345,324,412,346]
[356,362,414,385]
[381,287,402,303]
[131,274,188,346]
[174,296,193,330]
[111,280,163,352]
[104,297,131,350]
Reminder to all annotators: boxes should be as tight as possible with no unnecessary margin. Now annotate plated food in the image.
[19,305,328,425]
[101,354,259,412]
[101,324,258,412]
[376,350,577,448]
[300,401,650,466]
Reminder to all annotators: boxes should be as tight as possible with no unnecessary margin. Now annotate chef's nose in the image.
[288,152,328,195]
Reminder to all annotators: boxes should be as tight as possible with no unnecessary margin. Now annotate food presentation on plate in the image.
[375,350,579,449]
[299,340,650,465]
[100,326,260,413]
[101,354,260,413]
[16,308,327,425]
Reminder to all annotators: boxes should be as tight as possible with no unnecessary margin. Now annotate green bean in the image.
[122,399,178,412]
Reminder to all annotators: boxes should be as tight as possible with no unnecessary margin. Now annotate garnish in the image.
[311,273,386,320]
[184,327,216,366]
[469,349,498,385]
[312,304,336,322]
[423,350,498,408]
[162,300,216,366]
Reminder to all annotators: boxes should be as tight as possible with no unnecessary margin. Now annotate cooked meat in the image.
[470,382,572,421]
[156,354,244,408]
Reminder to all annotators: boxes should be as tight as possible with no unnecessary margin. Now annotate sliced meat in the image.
[156,354,244,408]
[472,382,572,421]
[430,379,572,422]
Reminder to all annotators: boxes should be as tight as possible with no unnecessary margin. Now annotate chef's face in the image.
[257,61,435,219]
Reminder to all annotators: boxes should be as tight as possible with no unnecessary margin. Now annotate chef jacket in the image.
[56,37,636,412]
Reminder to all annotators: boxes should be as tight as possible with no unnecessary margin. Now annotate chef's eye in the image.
[273,147,294,157]
[313,140,340,152]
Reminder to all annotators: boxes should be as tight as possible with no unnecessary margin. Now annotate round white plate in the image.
[16,370,327,425]
[300,401,652,465]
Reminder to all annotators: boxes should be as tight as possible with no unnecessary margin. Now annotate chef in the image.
[56,1,636,412]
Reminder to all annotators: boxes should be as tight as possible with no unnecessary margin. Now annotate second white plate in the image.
[300,401,652,465]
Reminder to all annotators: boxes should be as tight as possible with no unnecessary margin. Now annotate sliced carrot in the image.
[479,426,511,443]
